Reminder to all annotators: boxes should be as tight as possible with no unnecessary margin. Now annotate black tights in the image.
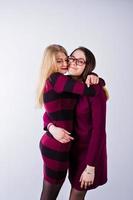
[40,180,63,200]
[69,188,87,200]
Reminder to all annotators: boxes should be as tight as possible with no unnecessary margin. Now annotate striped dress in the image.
[39,72,95,184]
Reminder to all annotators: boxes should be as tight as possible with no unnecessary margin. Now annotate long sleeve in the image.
[85,85,107,166]
[49,72,95,96]
[43,112,52,131]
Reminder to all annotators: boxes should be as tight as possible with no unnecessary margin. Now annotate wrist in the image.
[47,123,53,131]
[48,123,57,136]
[85,165,95,174]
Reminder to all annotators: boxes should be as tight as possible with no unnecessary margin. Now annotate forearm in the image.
[43,112,52,131]
[86,86,107,166]
[50,72,95,96]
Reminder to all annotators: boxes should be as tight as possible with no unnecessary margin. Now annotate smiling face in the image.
[56,52,68,74]
[68,50,86,77]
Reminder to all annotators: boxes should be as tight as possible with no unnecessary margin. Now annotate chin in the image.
[60,69,68,74]
[68,70,77,76]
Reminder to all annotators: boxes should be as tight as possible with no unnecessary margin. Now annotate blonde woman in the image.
[36,44,99,200]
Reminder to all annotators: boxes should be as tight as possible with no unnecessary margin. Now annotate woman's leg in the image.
[39,134,70,199]
[69,188,87,200]
[40,179,63,200]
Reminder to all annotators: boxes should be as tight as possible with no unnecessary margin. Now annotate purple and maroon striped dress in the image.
[39,72,95,184]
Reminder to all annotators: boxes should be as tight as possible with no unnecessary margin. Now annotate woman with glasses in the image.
[45,47,108,200]
[37,44,99,200]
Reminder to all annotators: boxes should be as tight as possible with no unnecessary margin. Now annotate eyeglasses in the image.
[68,56,86,66]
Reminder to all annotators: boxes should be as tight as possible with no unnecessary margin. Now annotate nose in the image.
[69,61,76,67]
[62,60,68,67]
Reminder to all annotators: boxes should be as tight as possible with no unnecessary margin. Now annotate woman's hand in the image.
[49,124,74,143]
[85,74,99,86]
[79,165,95,189]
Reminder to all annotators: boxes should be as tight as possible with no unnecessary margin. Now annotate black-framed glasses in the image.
[68,56,86,66]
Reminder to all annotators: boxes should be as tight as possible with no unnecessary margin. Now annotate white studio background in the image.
[0,0,133,199]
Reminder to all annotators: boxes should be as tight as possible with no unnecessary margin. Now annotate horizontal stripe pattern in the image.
[40,133,69,183]
[40,133,71,152]
[40,141,69,162]
[43,156,68,171]
[43,114,73,132]
[49,72,59,86]
[44,175,65,184]
[49,109,74,121]
[45,166,67,180]
[49,72,95,95]
[43,73,95,133]
[43,89,77,103]
[41,72,95,183]
[63,78,75,92]
[43,97,77,112]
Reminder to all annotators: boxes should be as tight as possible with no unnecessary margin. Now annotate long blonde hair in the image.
[36,44,67,108]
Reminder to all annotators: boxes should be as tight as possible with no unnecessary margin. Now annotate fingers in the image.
[95,77,99,84]
[62,130,74,140]
[63,131,74,140]
[80,175,85,189]
[58,136,74,143]
[80,175,93,189]
[88,75,99,85]
[60,136,72,143]
[60,138,70,143]
[60,139,68,143]
[89,180,93,185]
[64,130,71,135]
[85,75,99,86]
[80,180,88,189]
[85,78,90,86]
[79,174,83,183]
[96,78,99,84]
[84,182,88,190]
[54,129,74,143]
[80,180,84,189]
[64,134,74,140]
[90,77,99,85]
[80,180,93,189]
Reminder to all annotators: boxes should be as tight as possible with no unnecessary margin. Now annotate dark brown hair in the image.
[70,47,96,81]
